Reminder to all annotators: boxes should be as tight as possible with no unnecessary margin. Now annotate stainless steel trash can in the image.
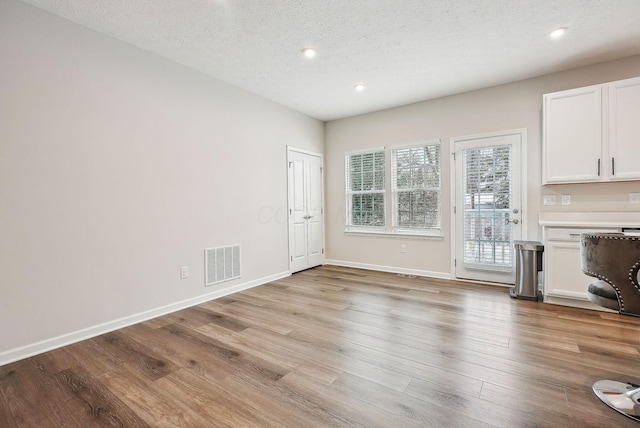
[509,240,544,301]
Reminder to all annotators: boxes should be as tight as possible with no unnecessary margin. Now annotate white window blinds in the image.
[391,142,441,233]
[345,150,386,229]
[462,145,512,267]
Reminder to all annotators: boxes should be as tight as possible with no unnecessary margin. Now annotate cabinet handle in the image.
[612,157,615,176]
[597,158,601,176]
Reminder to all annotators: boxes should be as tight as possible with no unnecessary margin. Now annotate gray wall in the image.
[325,55,640,277]
[0,0,324,363]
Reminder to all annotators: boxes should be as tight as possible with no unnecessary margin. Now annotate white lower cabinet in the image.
[543,227,619,310]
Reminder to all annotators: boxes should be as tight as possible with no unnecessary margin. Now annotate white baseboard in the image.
[543,294,615,312]
[325,259,451,280]
[0,271,290,367]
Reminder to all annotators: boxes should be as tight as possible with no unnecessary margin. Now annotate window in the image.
[392,142,441,234]
[345,150,386,230]
[345,141,442,237]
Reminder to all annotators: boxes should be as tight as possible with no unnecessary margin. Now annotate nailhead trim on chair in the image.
[582,234,640,313]
[583,270,625,311]
[581,266,622,310]
[630,260,640,291]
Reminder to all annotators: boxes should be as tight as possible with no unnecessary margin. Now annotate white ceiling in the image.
[19,0,640,121]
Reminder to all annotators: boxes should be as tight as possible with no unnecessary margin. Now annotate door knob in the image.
[512,219,519,224]
[513,208,519,214]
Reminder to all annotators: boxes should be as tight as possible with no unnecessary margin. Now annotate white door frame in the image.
[287,146,325,273]
[449,128,528,284]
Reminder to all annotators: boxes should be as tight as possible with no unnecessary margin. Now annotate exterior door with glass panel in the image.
[288,148,324,273]
[453,130,524,284]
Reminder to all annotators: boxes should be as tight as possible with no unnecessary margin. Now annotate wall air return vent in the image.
[205,244,241,286]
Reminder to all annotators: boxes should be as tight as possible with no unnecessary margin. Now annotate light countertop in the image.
[538,211,640,228]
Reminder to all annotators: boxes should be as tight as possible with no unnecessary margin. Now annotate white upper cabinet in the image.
[543,76,640,184]
[609,78,640,181]
[543,85,603,183]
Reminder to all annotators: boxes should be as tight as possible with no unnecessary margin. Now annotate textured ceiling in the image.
[18,0,640,121]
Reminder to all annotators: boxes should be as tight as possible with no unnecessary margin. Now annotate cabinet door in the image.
[609,77,640,181]
[543,227,618,309]
[543,85,603,184]
[545,239,593,300]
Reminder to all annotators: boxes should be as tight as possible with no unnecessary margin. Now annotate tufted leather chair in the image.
[580,233,640,422]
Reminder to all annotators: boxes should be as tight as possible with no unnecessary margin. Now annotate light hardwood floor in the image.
[1,265,639,427]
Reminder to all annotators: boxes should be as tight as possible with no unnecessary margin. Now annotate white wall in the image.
[0,0,323,363]
[325,55,640,277]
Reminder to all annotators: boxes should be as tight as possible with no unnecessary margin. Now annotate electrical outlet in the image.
[561,194,571,205]
[180,266,189,279]
[630,193,640,204]
[543,195,556,206]
[400,244,407,253]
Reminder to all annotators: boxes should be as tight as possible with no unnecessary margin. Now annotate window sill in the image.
[344,230,444,240]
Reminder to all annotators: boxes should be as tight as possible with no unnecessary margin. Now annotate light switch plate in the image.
[543,195,557,206]
[630,193,640,204]
[561,195,571,205]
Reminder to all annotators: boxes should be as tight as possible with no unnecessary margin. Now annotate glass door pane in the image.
[462,145,512,270]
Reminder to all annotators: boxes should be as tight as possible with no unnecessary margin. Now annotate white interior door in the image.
[288,148,324,273]
[453,130,525,284]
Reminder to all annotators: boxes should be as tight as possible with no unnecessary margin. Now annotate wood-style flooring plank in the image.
[154,368,282,428]
[277,371,427,428]
[0,360,61,428]
[54,365,150,427]
[98,365,192,427]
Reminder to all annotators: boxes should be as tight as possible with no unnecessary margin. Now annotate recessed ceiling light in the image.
[301,48,317,59]
[354,84,365,92]
[549,27,567,39]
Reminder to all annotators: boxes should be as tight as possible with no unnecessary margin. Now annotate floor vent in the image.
[397,273,417,279]
[205,244,241,286]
